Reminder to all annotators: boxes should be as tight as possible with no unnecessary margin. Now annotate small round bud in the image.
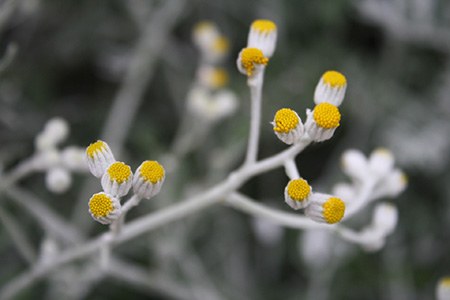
[284,178,312,210]
[85,140,116,178]
[247,19,277,58]
[88,192,121,225]
[314,71,347,106]
[304,103,341,142]
[133,160,165,199]
[45,167,72,194]
[305,193,346,224]
[272,108,304,145]
[101,161,133,197]
[236,47,268,77]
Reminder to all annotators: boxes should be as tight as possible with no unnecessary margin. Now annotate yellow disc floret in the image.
[86,140,106,158]
[313,103,341,129]
[240,48,269,76]
[322,71,346,87]
[140,161,165,184]
[194,21,215,33]
[107,162,131,184]
[273,108,299,133]
[440,277,450,287]
[322,197,345,224]
[251,19,277,32]
[213,36,230,54]
[89,193,114,218]
[211,68,229,88]
[287,179,311,201]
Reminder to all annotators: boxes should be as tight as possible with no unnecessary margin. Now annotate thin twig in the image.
[108,258,193,300]
[5,186,83,243]
[72,0,187,232]
[4,184,194,300]
[101,0,186,156]
[0,138,311,299]
[0,43,18,74]
[245,71,265,165]
[225,192,329,230]
[0,157,37,197]
[0,205,36,264]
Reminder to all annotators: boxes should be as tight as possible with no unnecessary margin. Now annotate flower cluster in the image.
[237,19,277,84]
[34,117,87,194]
[268,70,347,224]
[284,176,346,224]
[340,148,407,197]
[188,21,238,123]
[272,70,347,145]
[85,140,165,224]
[354,203,399,251]
[328,148,407,250]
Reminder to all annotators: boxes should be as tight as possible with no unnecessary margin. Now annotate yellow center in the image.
[211,68,229,88]
[194,21,215,33]
[373,148,392,157]
[322,71,346,87]
[322,197,345,224]
[140,161,165,184]
[440,277,450,287]
[287,179,311,201]
[86,140,106,158]
[213,36,230,53]
[107,162,131,184]
[89,193,114,218]
[240,48,268,76]
[273,108,299,133]
[313,103,341,129]
[251,19,277,32]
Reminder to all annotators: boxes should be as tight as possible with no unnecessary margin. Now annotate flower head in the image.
[378,169,408,197]
[247,19,277,58]
[284,178,312,210]
[314,71,347,106]
[341,149,369,181]
[88,192,121,225]
[35,117,70,151]
[187,87,238,122]
[101,161,133,197]
[133,160,165,199]
[305,103,341,142]
[207,35,230,62]
[437,277,450,300]
[192,21,229,63]
[272,108,304,145]
[373,203,398,235]
[368,148,394,177]
[192,21,220,50]
[305,193,346,224]
[237,47,269,77]
[45,167,72,194]
[61,146,88,172]
[85,140,116,178]
[198,66,229,89]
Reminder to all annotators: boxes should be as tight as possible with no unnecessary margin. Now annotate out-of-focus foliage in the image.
[1,0,449,299]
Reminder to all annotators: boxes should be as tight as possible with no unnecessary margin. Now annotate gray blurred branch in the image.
[0,205,36,264]
[0,44,18,74]
[101,0,187,156]
[355,0,450,53]
[72,0,187,232]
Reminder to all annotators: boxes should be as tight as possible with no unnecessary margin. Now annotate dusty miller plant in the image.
[0,15,408,300]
